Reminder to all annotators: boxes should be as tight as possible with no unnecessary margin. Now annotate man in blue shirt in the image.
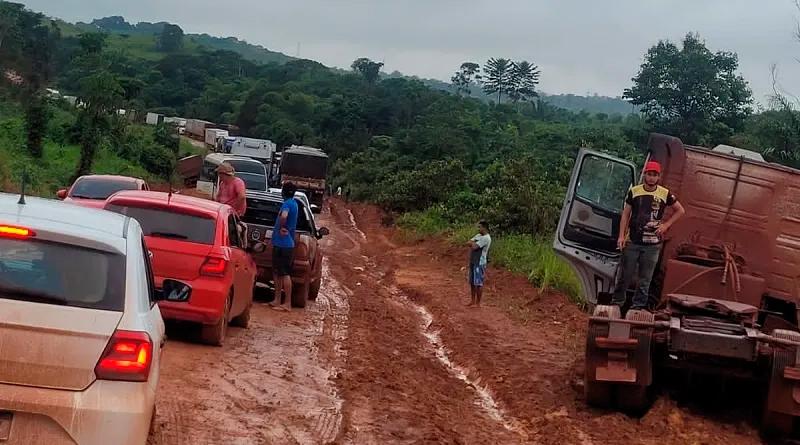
[271,182,299,311]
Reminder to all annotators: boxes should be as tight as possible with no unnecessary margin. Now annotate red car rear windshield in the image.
[0,238,126,311]
[106,205,216,245]
[70,178,139,200]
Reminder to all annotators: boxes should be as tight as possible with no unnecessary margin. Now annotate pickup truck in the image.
[241,190,329,307]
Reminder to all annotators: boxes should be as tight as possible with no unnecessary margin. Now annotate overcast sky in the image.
[19,0,800,104]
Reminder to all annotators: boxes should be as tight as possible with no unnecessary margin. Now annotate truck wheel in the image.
[230,300,251,328]
[291,281,308,308]
[762,329,800,437]
[201,294,230,346]
[584,305,620,408]
[309,279,321,301]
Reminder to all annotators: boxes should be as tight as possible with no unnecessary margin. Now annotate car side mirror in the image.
[57,189,67,199]
[317,227,330,238]
[158,279,192,302]
[310,204,320,213]
[247,241,267,254]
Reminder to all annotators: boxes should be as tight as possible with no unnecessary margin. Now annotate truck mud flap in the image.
[586,307,654,385]
[766,330,800,423]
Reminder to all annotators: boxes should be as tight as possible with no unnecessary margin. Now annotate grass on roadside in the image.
[0,106,154,197]
[397,207,583,304]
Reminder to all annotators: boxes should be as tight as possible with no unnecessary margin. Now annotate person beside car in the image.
[215,162,247,217]
[271,182,299,312]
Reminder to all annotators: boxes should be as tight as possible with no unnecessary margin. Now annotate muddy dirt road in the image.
[149,199,766,444]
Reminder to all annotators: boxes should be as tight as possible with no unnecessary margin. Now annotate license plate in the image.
[0,412,12,441]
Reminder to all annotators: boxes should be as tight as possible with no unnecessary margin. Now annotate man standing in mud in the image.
[271,182,299,312]
[613,161,685,310]
[467,220,492,307]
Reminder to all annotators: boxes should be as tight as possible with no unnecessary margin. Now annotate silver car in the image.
[0,193,189,444]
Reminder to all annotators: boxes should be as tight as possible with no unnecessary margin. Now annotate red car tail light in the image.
[200,256,228,277]
[95,330,153,382]
[0,225,35,239]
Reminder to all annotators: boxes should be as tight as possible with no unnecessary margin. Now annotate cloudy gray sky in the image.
[19,0,800,103]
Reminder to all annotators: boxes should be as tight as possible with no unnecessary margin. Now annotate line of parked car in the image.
[0,172,329,444]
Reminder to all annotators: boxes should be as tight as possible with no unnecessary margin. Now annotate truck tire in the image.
[584,305,620,408]
[201,294,230,346]
[309,278,321,301]
[231,300,251,328]
[291,281,308,308]
[762,329,800,437]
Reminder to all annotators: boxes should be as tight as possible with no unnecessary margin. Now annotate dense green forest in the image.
[3,2,800,296]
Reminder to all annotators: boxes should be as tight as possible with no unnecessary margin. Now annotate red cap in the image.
[644,161,662,174]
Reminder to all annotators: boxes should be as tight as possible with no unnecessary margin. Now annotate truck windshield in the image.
[229,160,266,175]
[70,178,138,200]
[106,205,217,245]
[0,238,126,311]
[237,173,267,191]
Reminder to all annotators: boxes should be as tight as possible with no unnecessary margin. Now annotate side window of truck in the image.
[575,156,634,213]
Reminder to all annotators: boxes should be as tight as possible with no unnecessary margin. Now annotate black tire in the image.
[230,300,251,328]
[201,294,230,346]
[308,278,321,301]
[291,280,308,308]
[762,329,800,437]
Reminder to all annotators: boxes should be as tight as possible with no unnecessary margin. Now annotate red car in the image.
[105,191,258,346]
[58,175,149,209]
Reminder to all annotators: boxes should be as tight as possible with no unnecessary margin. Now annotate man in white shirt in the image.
[467,220,492,307]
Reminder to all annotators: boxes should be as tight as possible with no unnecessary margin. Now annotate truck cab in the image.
[556,133,800,437]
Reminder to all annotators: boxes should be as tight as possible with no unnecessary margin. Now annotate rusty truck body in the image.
[554,133,800,436]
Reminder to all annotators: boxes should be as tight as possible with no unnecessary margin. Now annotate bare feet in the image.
[272,305,290,312]
[466,301,474,307]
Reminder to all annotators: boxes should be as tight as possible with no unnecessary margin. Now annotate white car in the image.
[267,187,315,214]
[0,192,190,445]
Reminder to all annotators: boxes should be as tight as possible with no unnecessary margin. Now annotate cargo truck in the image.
[279,145,328,213]
[185,119,214,140]
[555,133,800,438]
[205,128,229,149]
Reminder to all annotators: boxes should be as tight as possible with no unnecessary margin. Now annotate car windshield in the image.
[237,173,267,191]
[70,178,138,200]
[0,238,126,311]
[106,205,217,245]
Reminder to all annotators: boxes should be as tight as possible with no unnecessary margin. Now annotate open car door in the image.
[553,149,636,307]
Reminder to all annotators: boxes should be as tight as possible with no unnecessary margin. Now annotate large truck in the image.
[205,128,229,149]
[145,112,164,126]
[185,119,214,140]
[225,137,276,163]
[555,133,800,437]
[279,145,328,213]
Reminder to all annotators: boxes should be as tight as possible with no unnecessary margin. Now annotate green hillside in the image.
[70,17,294,64]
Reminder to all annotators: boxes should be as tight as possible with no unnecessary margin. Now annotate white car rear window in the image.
[0,238,126,311]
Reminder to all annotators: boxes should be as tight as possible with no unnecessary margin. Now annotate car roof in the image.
[106,191,225,217]
[0,193,128,252]
[284,145,328,158]
[205,153,263,164]
[76,174,143,184]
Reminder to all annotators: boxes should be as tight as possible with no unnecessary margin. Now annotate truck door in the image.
[553,149,636,306]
